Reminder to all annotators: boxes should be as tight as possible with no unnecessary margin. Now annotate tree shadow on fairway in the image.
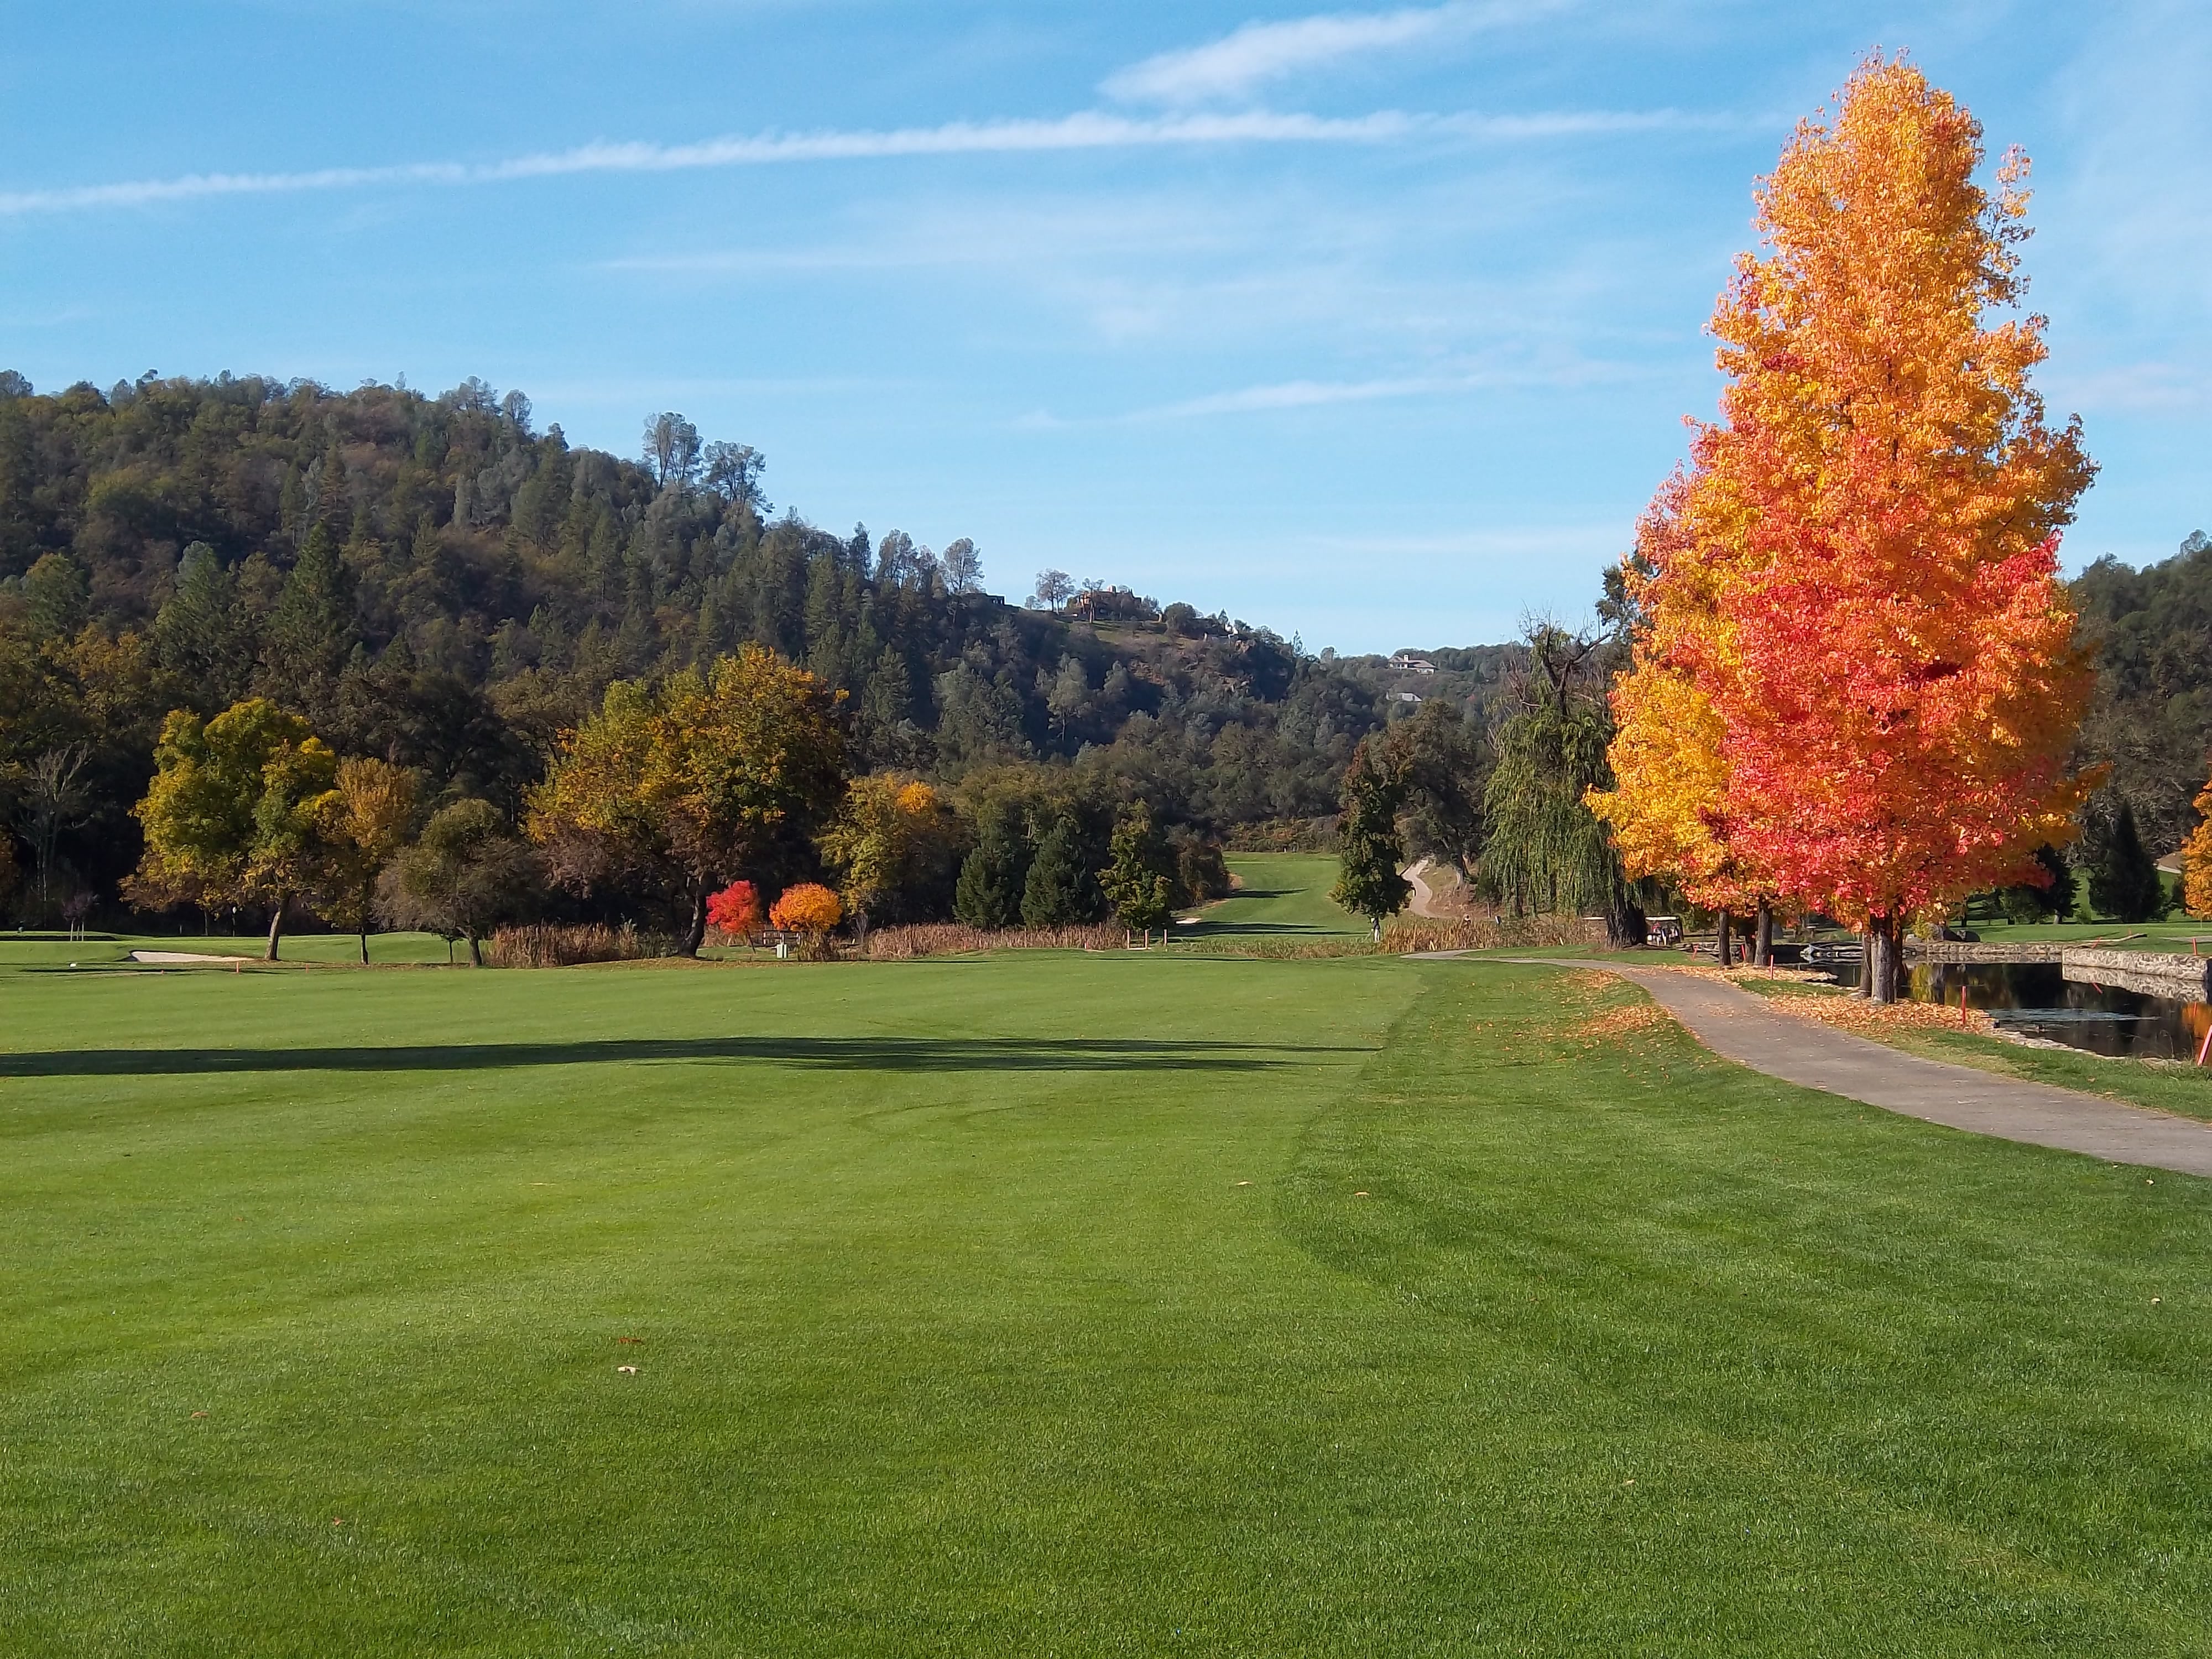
[0,1034,1359,1079]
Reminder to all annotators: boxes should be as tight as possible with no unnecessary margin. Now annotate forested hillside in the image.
[2075,531,2212,855]
[0,371,1489,926]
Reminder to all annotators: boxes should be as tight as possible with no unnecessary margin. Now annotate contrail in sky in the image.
[0,107,1718,219]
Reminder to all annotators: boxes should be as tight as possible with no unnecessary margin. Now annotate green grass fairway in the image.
[1189,852,1365,938]
[3,954,2208,1654]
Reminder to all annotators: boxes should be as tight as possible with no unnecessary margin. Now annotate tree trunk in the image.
[680,886,709,957]
[1856,928,1872,997]
[1717,907,1734,968]
[1371,916,1383,943]
[1755,901,1775,969]
[359,925,370,966]
[264,895,287,962]
[1869,914,1903,1004]
[466,933,483,968]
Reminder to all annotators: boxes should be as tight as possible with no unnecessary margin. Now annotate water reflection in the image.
[1821,959,2211,1061]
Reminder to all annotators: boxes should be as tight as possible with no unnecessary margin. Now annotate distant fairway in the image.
[3,916,2209,1652]
[1190,852,1367,939]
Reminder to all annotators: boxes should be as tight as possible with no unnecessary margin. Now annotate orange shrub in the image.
[769,882,843,935]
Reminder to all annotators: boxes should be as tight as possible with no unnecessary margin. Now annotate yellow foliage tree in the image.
[529,645,846,954]
[311,758,420,963]
[126,698,338,959]
[818,775,954,935]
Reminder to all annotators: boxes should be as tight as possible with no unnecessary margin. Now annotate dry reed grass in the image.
[487,923,661,968]
[862,922,1128,959]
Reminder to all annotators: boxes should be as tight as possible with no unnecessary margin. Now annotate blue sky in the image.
[2,2,2204,651]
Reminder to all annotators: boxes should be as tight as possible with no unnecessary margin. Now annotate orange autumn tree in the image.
[1676,56,2098,1000]
[769,882,843,937]
[2183,777,2212,920]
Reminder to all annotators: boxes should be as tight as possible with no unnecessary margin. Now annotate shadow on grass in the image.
[0,1034,1358,1078]
[1188,893,1342,939]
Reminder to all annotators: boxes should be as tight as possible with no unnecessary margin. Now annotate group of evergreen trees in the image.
[950,778,1225,931]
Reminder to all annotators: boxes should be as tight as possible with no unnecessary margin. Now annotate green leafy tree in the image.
[1386,699,1491,877]
[21,552,88,641]
[378,798,540,966]
[1331,738,1410,940]
[818,775,957,935]
[126,698,338,959]
[1098,802,1176,939]
[528,645,846,954]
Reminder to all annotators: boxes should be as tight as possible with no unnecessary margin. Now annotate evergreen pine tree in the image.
[263,522,356,711]
[21,551,88,640]
[155,543,250,709]
[1098,802,1176,937]
[1021,812,1097,927]
[954,805,1025,929]
[2088,798,2166,921]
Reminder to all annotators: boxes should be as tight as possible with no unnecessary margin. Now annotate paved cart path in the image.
[1448,954,2212,1178]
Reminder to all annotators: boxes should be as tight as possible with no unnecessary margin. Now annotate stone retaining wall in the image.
[2061,947,2210,997]
[1905,941,2065,963]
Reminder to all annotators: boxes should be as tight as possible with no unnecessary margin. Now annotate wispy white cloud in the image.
[1103,1,1561,106]
[1141,374,1460,417]
[1124,356,1639,420]
[0,103,1719,221]
[0,111,1413,219]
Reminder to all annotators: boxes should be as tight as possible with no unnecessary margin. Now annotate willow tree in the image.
[1480,625,1644,947]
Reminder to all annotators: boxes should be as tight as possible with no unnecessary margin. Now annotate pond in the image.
[1814,957,2211,1062]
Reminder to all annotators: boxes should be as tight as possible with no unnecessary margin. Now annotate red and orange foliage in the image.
[768,882,843,935]
[705,879,764,941]
[1599,58,2098,970]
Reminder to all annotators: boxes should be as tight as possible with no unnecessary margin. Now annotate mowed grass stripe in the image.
[1281,964,2212,1652]
[1,954,2206,1653]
